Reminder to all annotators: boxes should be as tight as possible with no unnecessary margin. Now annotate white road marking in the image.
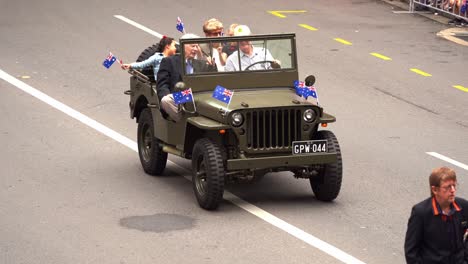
[225,192,365,264]
[0,69,138,152]
[114,15,164,39]
[427,152,468,171]
[1,15,367,263]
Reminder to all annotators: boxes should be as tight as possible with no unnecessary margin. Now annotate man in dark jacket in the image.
[156,33,215,121]
[405,166,468,264]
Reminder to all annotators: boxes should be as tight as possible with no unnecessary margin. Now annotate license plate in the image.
[292,140,327,155]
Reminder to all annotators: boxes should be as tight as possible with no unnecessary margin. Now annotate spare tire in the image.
[135,44,159,80]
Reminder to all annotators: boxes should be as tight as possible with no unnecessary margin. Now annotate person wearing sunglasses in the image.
[198,18,225,71]
[405,166,468,263]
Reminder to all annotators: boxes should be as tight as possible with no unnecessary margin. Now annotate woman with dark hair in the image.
[121,36,177,80]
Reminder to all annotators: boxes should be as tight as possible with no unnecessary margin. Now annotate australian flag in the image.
[212,85,233,104]
[294,80,317,99]
[176,17,185,33]
[102,52,117,69]
[173,88,193,104]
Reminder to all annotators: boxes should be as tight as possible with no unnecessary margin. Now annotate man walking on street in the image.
[405,166,468,263]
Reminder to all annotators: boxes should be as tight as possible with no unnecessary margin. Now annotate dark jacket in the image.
[405,197,468,264]
[156,54,216,101]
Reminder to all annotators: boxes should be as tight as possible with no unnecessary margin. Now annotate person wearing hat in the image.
[224,25,281,72]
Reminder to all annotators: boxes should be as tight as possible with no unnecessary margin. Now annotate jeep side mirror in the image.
[305,75,316,86]
[174,82,186,91]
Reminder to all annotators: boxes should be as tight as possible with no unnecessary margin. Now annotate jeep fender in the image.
[184,116,230,155]
[319,112,336,123]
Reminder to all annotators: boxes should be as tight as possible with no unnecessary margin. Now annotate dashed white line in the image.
[0,69,138,152]
[114,15,164,38]
[427,152,468,171]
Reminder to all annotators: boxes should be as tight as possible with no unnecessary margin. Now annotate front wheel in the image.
[137,108,167,176]
[191,138,225,210]
[310,130,343,201]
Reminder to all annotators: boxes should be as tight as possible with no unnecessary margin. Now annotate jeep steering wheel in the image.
[244,60,277,71]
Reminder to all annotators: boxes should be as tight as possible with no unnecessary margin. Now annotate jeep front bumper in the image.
[226,152,337,170]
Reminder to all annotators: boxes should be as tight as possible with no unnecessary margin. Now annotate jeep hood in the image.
[193,88,318,123]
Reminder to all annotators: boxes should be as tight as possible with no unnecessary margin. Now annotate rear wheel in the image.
[310,130,342,201]
[191,138,225,210]
[137,108,167,175]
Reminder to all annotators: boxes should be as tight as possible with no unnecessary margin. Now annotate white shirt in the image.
[211,48,224,72]
[224,46,274,71]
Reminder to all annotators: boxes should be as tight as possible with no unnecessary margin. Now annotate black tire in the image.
[191,138,225,210]
[136,44,159,80]
[310,130,343,201]
[137,108,167,175]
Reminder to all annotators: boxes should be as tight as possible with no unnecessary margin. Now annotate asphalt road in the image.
[1,0,467,263]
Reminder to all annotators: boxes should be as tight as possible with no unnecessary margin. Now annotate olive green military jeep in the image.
[126,33,342,210]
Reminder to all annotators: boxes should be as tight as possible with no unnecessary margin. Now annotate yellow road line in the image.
[370,52,392,61]
[267,10,307,18]
[298,24,318,31]
[453,85,468,92]
[410,68,432,77]
[334,38,352,45]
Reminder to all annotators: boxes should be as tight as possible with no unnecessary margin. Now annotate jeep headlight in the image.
[303,109,316,123]
[231,112,244,127]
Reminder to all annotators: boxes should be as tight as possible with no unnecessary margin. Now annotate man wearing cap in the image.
[224,25,281,72]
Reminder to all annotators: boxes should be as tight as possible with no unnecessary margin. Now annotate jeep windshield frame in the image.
[179,33,298,93]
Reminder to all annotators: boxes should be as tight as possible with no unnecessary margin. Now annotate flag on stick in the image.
[173,88,193,104]
[102,52,117,69]
[212,85,233,104]
[176,17,185,33]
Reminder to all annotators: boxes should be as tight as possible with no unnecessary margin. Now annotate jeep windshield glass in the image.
[182,36,295,75]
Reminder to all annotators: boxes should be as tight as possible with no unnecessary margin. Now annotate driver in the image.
[224,25,281,72]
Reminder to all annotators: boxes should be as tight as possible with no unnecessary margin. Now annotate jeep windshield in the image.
[180,33,299,91]
[180,34,297,74]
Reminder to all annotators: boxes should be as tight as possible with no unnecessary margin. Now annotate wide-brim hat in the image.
[233,25,251,36]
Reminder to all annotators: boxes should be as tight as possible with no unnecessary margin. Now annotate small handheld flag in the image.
[103,52,117,69]
[173,88,193,105]
[176,17,185,33]
[212,85,233,104]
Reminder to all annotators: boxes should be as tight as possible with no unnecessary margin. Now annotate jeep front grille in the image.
[246,109,302,150]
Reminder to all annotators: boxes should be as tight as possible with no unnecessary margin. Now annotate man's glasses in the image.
[438,184,458,191]
[206,31,223,37]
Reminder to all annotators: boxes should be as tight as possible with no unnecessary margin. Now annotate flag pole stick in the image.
[191,88,197,112]
[314,86,320,106]
[225,90,234,114]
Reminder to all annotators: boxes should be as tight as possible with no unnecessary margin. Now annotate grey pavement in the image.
[1,0,467,263]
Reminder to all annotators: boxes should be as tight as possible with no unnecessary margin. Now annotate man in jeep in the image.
[157,33,216,121]
[224,25,281,71]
